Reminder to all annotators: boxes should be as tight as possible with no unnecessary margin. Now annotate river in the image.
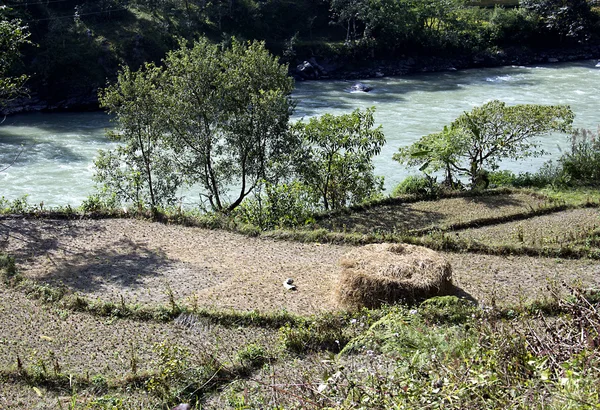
[1,60,599,207]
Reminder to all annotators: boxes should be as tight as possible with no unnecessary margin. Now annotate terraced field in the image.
[1,188,599,408]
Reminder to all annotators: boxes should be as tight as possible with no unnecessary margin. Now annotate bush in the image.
[513,161,562,188]
[236,343,269,370]
[392,175,440,197]
[278,315,349,353]
[419,296,477,325]
[487,170,517,187]
[556,128,600,187]
[488,163,561,189]
[0,253,16,279]
[234,180,317,230]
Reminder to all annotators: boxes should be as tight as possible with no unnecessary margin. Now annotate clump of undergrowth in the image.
[392,174,442,198]
[145,341,227,406]
[223,288,600,409]
[0,252,16,279]
[278,315,350,353]
[419,295,477,325]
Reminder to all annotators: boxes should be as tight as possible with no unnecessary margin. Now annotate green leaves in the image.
[394,100,574,188]
[0,14,32,106]
[95,37,294,214]
[293,107,385,210]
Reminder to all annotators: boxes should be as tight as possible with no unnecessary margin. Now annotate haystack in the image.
[336,243,453,309]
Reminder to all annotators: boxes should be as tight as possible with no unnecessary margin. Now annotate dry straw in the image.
[336,243,453,309]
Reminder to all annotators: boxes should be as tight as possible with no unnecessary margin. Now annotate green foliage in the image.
[487,6,536,45]
[96,37,295,213]
[419,296,477,324]
[392,175,441,197]
[341,308,475,357]
[161,37,295,212]
[293,107,385,211]
[556,127,600,187]
[146,340,225,406]
[278,315,350,353]
[0,195,32,213]
[97,63,180,214]
[0,253,16,279]
[488,169,518,187]
[236,343,269,369]
[235,180,317,230]
[521,0,597,43]
[394,100,574,188]
[491,128,600,189]
[0,11,31,106]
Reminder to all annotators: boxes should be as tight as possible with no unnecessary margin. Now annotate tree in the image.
[162,38,295,212]
[95,63,182,214]
[96,37,295,213]
[0,11,31,107]
[520,0,596,43]
[394,125,465,187]
[293,107,385,211]
[394,100,574,188]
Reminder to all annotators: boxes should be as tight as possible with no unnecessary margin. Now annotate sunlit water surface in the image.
[1,60,599,207]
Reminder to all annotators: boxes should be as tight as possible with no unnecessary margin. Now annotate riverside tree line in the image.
[3,0,600,109]
[91,37,580,229]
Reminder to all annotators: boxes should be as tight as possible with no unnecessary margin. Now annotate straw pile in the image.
[336,243,453,309]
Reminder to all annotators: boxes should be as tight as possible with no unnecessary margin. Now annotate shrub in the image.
[556,127,600,187]
[0,253,16,279]
[487,170,517,187]
[419,296,477,325]
[235,180,317,230]
[278,315,349,353]
[392,175,440,197]
[513,161,562,188]
[236,343,269,370]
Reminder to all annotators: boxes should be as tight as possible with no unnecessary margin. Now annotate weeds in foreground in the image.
[222,293,600,409]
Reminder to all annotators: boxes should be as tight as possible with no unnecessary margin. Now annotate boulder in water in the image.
[350,82,373,92]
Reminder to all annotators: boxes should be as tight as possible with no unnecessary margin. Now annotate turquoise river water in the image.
[1,60,599,207]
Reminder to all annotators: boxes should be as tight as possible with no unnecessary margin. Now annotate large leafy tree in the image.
[293,107,385,210]
[520,0,596,43]
[96,63,181,214]
[162,38,295,212]
[95,37,295,214]
[394,100,574,187]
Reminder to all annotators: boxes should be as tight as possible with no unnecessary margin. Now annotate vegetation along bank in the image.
[3,0,600,113]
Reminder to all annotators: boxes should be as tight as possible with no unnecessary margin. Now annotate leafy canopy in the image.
[162,37,295,212]
[394,100,574,187]
[293,107,385,210]
[96,63,180,213]
[94,37,295,214]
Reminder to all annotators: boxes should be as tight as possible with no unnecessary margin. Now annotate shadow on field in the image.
[466,194,525,208]
[318,204,446,233]
[0,217,176,292]
[448,284,478,305]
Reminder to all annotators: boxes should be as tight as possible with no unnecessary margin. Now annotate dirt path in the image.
[2,217,599,314]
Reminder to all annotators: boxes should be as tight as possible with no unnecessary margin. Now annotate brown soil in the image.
[0,217,350,314]
[2,216,599,314]
[317,193,548,233]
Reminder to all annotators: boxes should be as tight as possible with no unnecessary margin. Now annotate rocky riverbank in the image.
[3,45,600,115]
[292,45,600,81]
